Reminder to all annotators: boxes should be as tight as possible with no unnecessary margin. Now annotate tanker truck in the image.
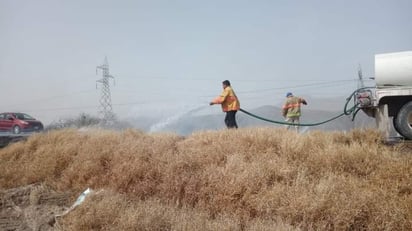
[356,51,412,140]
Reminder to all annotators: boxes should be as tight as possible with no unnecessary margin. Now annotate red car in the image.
[0,112,44,134]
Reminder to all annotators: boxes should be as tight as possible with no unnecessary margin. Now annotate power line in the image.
[197,79,359,98]
[3,79,365,114]
[1,78,361,108]
[13,101,168,114]
[116,75,374,83]
[0,89,96,108]
[237,79,358,94]
[21,105,99,113]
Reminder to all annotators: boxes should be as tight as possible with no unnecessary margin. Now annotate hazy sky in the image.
[1,0,411,125]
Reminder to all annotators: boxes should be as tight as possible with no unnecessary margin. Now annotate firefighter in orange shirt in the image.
[209,80,240,129]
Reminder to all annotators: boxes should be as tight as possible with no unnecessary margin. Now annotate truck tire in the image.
[394,101,412,140]
[393,116,401,135]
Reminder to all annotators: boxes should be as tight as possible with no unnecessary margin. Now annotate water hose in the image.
[239,88,371,127]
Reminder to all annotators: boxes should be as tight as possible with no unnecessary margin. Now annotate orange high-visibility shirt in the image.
[212,86,240,112]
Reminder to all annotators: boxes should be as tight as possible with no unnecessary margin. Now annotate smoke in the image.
[148,105,208,133]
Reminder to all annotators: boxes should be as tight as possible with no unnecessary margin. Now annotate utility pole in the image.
[96,57,115,123]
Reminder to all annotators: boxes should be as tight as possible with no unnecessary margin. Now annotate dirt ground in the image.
[0,184,74,231]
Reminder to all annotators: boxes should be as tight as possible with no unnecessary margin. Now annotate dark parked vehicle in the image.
[0,112,44,134]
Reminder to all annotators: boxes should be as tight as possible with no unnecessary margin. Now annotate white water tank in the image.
[375,51,412,87]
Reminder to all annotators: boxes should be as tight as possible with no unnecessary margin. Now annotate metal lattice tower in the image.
[96,57,115,122]
[357,64,365,89]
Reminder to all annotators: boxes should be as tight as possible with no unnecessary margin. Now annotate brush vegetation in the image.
[0,128,411,230]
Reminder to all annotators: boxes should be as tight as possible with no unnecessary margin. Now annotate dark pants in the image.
[224,110,238,129]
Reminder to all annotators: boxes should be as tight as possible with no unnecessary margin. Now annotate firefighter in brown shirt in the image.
[282,92,307,131]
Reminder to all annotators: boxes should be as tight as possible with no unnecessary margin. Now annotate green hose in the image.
[239,88,371,127]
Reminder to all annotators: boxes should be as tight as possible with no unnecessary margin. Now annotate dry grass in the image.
[0,127,411,230]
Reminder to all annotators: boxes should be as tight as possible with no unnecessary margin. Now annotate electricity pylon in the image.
[96,57,115,123]
[357,64,365,89]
